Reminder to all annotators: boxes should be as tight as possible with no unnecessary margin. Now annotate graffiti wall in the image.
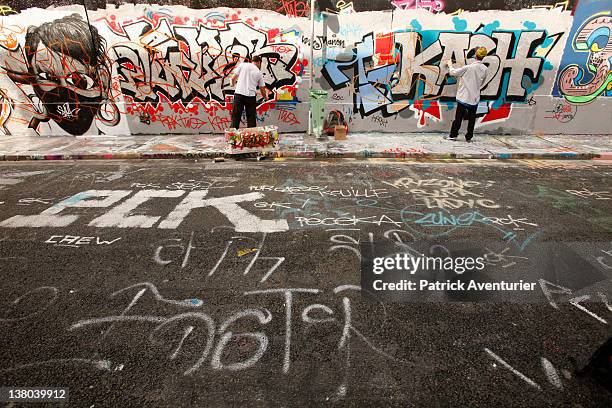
[0,0,610,136]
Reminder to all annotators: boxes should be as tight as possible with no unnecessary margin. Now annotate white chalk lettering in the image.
[1,190,289,233]
[0,190,131,227]
[90,190,185,228]
[159,192,288,232]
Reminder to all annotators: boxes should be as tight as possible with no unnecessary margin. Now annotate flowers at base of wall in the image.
[225,126,280,149]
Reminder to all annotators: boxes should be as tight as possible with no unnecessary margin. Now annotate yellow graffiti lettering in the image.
[237,248,259,257]
[0,5,17,16]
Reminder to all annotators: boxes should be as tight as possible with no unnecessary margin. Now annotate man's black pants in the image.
[231,94,257,129]
[449,102,477,140]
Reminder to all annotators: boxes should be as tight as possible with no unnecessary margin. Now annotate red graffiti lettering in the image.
[276,0,310,18]
[277,109,301,125]
[209,116,232,131]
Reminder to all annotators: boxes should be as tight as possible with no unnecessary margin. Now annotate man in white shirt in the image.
[444,47,488,142]
[229,56,270,129]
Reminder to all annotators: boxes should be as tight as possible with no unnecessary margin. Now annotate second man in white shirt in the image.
[445,47,488,142]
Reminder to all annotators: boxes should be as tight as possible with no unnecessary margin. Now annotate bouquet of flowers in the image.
[225,126,279,150]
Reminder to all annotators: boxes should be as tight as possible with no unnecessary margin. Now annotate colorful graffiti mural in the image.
[0,8,304,135]
[555,0,612,104]
[3,14,118,136]
[107,17,301,131]
[0,2,609,136]
[322,15,563,127]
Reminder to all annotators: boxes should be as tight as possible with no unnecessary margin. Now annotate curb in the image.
[491,152,599,160]
[0,151,608,161]
[594,152,612,161]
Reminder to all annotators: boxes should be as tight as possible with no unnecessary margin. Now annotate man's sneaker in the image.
[465,138,473,143]
[444,135,458,141]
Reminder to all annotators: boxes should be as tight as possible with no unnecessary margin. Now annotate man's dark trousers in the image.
[449,102,477,140]
[231,94,257,129]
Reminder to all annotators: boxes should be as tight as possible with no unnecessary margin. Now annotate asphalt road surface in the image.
[0,159,611,407]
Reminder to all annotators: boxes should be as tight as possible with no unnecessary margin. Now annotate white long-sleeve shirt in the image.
[448,61,487,106]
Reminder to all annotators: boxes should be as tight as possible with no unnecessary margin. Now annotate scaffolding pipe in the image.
[308,0,315,135]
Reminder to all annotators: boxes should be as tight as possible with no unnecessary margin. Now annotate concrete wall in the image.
[0,0,610,136]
